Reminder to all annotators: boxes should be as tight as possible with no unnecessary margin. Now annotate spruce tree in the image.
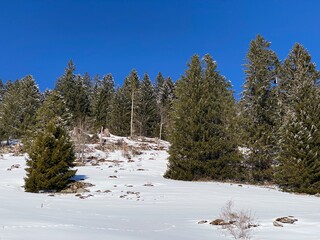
[241,35,280,182]
[110,87,130,136]
[0,76,41,142]
[35,90,72,131]
[157,77,175,140]
[136,73,158,137]
[24,118,77,193]
[91,74,115,130]
[165,54,241,181]
[276,44,320,194]
[110,70,140,137]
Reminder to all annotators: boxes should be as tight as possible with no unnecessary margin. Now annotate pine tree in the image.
[241,35,280,182]
[24,118,77,193]
[18,75,42,137]
[0,79,5,102]
[157,77,175,140]
[165,54,241,181]
[276,44,320,194]
[110,87,130,136]
[110,70,140,137]
[91,74,115,130]
[0,76,41,142]
[35,90,72,131]
[136,73,158,137]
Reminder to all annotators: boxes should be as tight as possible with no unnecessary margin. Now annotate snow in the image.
[0,136,320,240]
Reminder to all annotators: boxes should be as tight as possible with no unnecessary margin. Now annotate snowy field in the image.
[0,136,320,240]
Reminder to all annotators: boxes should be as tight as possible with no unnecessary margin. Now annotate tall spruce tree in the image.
[136,73,158,137]
[276,44,320,194]
[35,90,72,131]
[91,74,115,130]
[0,76,41,142]
[157,77,175,140]
[25,118,76,193]
[165,54,241,181]
[110,70,140,137]
[110,87,130,136]
[241,35,280,182]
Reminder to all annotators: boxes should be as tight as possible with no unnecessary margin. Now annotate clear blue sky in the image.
[1,0,320,98]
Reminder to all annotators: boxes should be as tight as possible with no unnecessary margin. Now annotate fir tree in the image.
[276,44,320,194]
[110,87,130,136]
[35,90,72,131]
[110,70,140,137]
[136,73,158,137]
[157,77,175,140]
[241,35,280,182]
[91,74,115,130]
[165,54,241,181]
[24,118,77,193]
[0,76,41,142]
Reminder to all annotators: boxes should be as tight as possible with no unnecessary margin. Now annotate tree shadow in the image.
[71,175,88,181]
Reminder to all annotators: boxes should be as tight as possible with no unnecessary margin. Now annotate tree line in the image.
[0,61,175,143]
[166,35,320,195]
[1,34,319,194]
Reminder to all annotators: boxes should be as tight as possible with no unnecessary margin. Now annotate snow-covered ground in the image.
[0,136,319,240]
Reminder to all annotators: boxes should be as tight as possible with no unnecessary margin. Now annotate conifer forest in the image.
[0,35,319,195]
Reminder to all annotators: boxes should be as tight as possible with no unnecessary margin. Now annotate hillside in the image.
[0,135,319,240]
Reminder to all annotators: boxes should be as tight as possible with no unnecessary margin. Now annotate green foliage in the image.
[0,76,41,141]
[55,60,91,124]
[240,35,280,182]
[276,44,320,194]
[165,54,242,181]
[136,73,158,137]
[156,76,175,140]
[110,70,140,136]
[91,74,114,130]
[35,90,72,131]
[24,119,77,193]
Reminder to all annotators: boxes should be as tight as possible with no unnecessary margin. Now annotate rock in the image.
[315,193,320,197]
[109,175,118,178]
[126,185,133,187]
[144,183,154,187]
[48,194,55,197]
[76,188,89,193]
[273,221,283,227]
[210,219,228,225]
[198,220,208,224]
[104,190,112,193]
[276,216,298,224]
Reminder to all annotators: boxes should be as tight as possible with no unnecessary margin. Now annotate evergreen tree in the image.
[24,118,77,193]
[157,77,175,140]
[0,76,41,141]
[18,75,42,137]
[110,87,130,136]
[55,60,78,122]
[91,74,115,130]
[0,79,5,102]
[241,35,280,182]
[110,70,140,137]
[276,44,320,194]
[136,73,158,137]
[165,54,241,181]
[35,90,72,131]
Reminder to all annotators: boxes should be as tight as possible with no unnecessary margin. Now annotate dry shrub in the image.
[219,201,256,240]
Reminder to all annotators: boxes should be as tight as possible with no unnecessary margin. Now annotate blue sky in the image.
[1,0,320,97]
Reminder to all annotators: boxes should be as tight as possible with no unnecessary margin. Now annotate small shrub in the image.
[218,201,256,240]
